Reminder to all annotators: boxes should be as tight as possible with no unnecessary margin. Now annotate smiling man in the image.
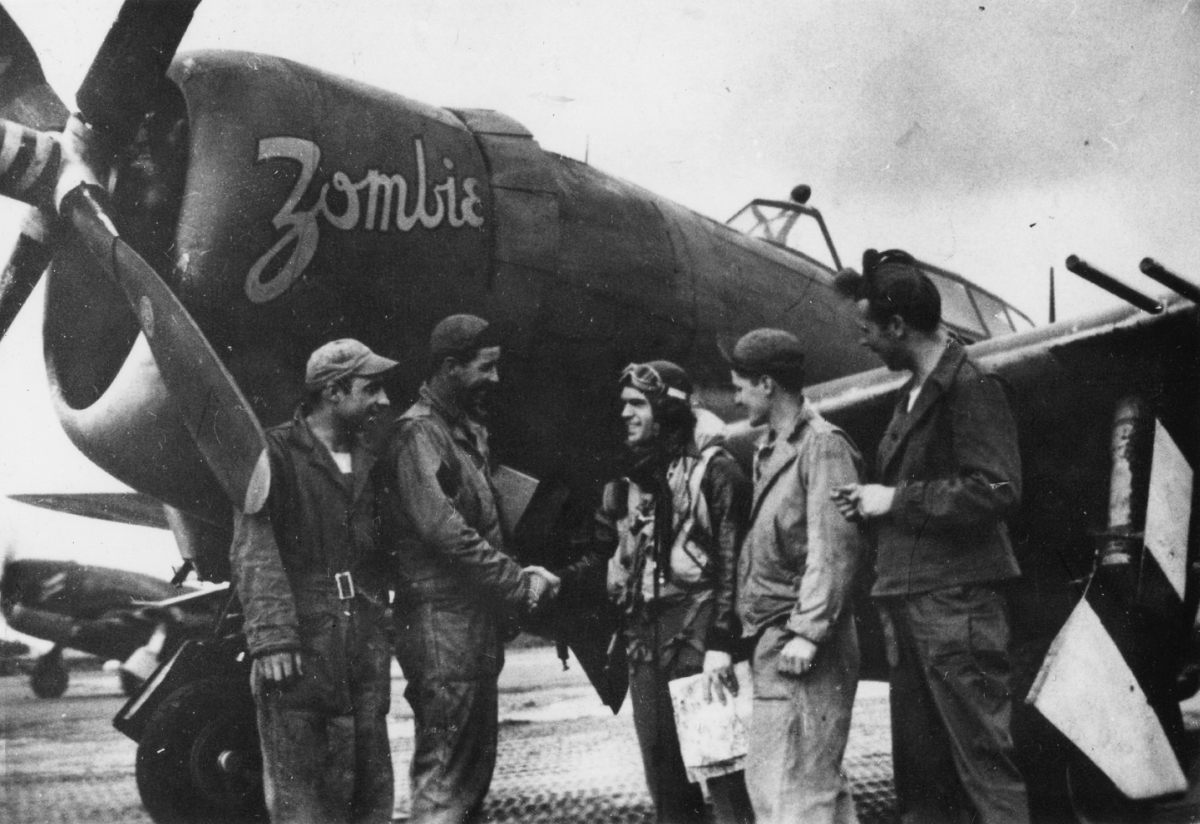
[578,359,753,824]
[728,328,864,824]
[231,338,398,824]
[833,250,1028,824]
[377,314,559,824]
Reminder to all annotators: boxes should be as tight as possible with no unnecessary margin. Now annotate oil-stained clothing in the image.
[595,435,753,824]
[737,403,863,824]
[231,412,393,824]
[378,384,530,824]
[871,341,1029,824]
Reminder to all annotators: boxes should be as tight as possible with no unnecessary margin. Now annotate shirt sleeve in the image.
[389,419,529,608]
[701,453,751,654]
[230,506,301,658]
[785,429,865,645]
[892,372,1021,531]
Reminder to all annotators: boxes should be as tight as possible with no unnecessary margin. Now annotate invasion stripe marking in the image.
[1145,421,1191,601]
[1029,599,1188,799]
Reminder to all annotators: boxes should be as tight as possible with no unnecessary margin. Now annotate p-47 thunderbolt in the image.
[0,3,1195,822]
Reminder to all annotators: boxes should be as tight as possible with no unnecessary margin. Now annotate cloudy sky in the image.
[0,0,1196,571]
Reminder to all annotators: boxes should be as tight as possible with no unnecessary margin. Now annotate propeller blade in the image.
[77,0,202,151]
[0,5,69,131]
[0,116,61,344]
[0,3,268,512]
[41,1,271,513]
[0,210,52,339]
[60,184,270,514]
[0,117,62,208]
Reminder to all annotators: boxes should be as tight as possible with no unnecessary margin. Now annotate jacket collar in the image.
[417,383,490,461]
[749,402,816,521]
[285,409,376,498]
[877,339,967,474]
[422,382,467,426]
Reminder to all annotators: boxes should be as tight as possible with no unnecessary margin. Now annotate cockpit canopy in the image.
[728,192,1035,343]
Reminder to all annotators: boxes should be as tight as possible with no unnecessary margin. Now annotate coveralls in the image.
[378,384,530,824]
[737,403,864,824]
[231,412,393,824]
[597,430,754,824]
[872,340,1029,824]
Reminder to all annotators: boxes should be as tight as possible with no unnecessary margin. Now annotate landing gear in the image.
[135,676,265,824]
[30,646,68,698]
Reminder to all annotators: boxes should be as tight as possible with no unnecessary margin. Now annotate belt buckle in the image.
[335,571,355,600]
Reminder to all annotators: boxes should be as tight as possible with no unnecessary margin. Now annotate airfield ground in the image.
[1,644,897,823]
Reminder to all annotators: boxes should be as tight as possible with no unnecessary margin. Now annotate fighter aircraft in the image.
[0,494,226,698]
[0,2,1195,823]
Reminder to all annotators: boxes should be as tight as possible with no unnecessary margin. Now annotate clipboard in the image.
[492,463,539,538]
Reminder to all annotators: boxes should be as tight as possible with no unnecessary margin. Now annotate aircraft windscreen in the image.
[727,202,839,270]
[973,291,1017,336]
[925,272,986,337]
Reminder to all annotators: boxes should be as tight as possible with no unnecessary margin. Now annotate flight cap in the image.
[305,339,398,389]
[620,360,692,405]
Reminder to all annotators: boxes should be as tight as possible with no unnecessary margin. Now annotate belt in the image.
[294,570,380,602]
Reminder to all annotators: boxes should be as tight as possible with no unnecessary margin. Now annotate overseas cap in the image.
[727,328,806,377]
[430,314,497,361]
[620,360,692,404]
[305,339,398,389]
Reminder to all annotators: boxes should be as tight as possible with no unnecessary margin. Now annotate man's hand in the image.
[700,650,739,705]
[777,635,818,677]
[832,483,895,520]
[831,484,862,522]
[523,565,562,614]
[252,650,304,690]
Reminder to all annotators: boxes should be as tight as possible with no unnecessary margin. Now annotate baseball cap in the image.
[305,339,398,389]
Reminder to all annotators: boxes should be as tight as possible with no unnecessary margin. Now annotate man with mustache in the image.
[231,338,398,824]
[378,314,559,824]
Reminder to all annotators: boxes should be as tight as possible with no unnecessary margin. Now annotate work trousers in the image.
[253,596,393,824]
[745,619,859,824]
[879,585,1030,824]
[395,599,504,824]
[627,601,753,824]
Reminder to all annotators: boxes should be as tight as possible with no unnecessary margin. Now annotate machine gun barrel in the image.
[1139,258,1200,305]
[1065,255,1163,314]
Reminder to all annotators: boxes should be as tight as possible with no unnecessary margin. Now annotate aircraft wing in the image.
[9,493,171,530]
[809,289,1200,805]
[6,602,157,662]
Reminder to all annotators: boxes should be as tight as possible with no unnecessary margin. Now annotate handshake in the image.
[522,565,562,615]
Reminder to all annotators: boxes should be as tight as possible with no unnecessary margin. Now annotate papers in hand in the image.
[668,661,753,783]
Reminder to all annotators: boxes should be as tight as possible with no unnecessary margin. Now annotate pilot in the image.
[563,360,754,824]
[377,313,559,824]
[832,251,1030,824]
[728,329,864,824]
[230,338,398,824]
